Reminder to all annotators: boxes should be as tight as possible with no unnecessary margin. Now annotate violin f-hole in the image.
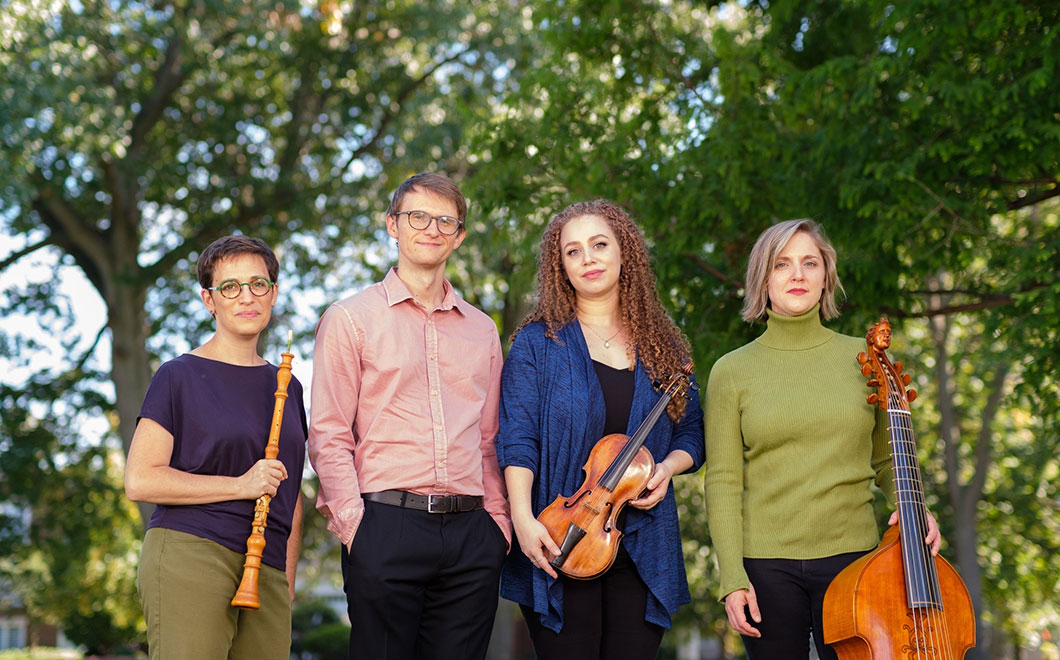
[563,487,592,508]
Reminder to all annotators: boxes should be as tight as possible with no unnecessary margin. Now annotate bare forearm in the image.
[126,466,246,505]
[660,449,694,477]
[504,466,536,522]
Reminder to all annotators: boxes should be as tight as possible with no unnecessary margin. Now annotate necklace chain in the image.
[581,321,622,349]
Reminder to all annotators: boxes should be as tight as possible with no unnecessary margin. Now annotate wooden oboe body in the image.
[231,347,294,610]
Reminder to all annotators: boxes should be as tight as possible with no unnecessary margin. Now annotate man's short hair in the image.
[386,172,467,223]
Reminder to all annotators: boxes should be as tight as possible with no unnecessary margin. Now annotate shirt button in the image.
[435,424,442,430]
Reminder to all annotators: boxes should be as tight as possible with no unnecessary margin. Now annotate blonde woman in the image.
[704,219,940,660]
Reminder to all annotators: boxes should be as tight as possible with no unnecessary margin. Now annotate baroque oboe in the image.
[231,331,294,610]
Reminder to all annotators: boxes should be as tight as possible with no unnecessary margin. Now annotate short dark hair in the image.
[197,236,280,289]
[385,172,467,223]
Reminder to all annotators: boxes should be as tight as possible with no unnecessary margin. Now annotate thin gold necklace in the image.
[581,321,622,349]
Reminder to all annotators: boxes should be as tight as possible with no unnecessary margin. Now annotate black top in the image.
[592,360,635,435]
[138,354,308,571]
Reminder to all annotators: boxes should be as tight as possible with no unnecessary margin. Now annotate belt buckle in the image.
[427,494,451,514]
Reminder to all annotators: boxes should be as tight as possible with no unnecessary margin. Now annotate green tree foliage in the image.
[291,599,348,660]
[0,0,525,512]
[0,371,142,653]
[467,0,1059,655]
[0,0,525,647]
[2,0,1058,656]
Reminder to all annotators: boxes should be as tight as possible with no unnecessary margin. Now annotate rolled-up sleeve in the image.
[307,304,365,548]
[496,332,542,473]
[479,334,512,548]
[671,374,706,473]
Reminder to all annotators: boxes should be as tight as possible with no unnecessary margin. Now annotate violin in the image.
[537,364,696,579]
[823,318,975,659]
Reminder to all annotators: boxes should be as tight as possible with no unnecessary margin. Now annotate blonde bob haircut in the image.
[741,218,845,323]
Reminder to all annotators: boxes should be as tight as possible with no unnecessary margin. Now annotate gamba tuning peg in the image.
[907,389,917,402]
[867,378,881,388]
[901,373,912,387]
[894,361,904,374]
[861,363,874,378]
[866,393,879,405]
[856,352,868,365]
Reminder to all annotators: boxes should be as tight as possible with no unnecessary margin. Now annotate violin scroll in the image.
[858,318,917,409]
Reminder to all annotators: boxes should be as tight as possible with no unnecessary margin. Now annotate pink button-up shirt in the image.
[308,268,511,548]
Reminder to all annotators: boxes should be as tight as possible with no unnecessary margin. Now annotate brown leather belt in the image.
[362,489,484,514]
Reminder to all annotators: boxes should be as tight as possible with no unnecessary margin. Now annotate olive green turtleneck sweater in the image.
[704,305,896,601]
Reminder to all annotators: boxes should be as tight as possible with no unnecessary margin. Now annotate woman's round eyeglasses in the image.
[206,277,274,299]
[393,210,464,236]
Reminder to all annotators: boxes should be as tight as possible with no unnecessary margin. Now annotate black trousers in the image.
[740,551,867,660]
[520,547,665,660]
[340,501,507,660]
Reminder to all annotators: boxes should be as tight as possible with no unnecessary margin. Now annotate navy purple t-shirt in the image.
[138,353,308,571]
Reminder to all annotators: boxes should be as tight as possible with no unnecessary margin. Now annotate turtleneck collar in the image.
[756,303,834,351]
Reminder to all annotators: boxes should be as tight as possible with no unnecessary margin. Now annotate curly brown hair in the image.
[513,199,693,422]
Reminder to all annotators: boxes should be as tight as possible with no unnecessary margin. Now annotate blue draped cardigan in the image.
[495,321,705,633]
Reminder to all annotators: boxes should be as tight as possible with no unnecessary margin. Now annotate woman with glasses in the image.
[125,235,307,660]
[495,200,704,660]
[704,220,940,660]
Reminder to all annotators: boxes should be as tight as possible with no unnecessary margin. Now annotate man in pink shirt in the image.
[308,172,512,660]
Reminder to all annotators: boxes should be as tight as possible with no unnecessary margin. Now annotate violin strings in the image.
[889,387,953,659]
[889,404,928,656]
[900,407,953,660]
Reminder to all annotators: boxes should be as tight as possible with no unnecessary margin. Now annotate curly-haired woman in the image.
[495,200,705,660]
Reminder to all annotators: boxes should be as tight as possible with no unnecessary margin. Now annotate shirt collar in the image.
[381,267,465,315]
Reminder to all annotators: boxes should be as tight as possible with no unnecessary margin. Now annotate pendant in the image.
[604,341,610,349]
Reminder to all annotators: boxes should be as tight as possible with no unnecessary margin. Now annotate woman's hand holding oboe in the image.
[239,459,288,499]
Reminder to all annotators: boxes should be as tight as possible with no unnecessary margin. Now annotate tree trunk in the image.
[953,501,987,660]
[101,184,154,528]
[108,281,154,528]
[928,285,989,660]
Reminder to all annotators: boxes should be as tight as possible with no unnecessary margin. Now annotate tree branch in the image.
[71,324,109,374]
[128,31,188,155]
[928,298,962,513]
[340,47,473,173]
[274,61,328,196]
[682,253,742,289]
[965,363,1011,513]
[0,237,54,271]
[30,181,110,294]
[987,176,1059,186]
[141,223,231,282]
[881,296,1013,318]
[1007,185,1060,211]
[645,16,712,106]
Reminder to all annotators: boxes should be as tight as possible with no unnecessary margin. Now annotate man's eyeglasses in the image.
[206,277,274,299]
[392,210,464,236]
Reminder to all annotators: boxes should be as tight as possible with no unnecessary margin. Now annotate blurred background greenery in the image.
[1,1,1057,658]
